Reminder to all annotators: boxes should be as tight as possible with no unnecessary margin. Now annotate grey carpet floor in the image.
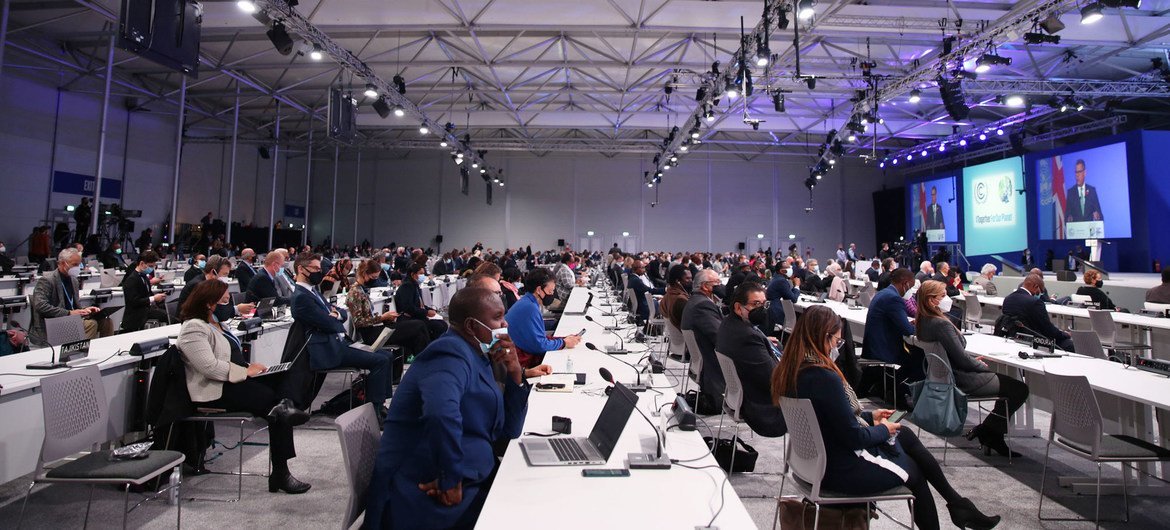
[2,360,1169,529]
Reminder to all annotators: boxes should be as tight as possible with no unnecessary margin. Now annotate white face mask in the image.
[0,246,6,253]
[829,346,840,362]
[938,295,953,313]
[67,265,81,277]
[903,286,917,300]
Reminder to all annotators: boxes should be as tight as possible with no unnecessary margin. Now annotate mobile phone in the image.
[581,468,630,478]
[574,328,587,336]
[535,383,566,390]
[888,410,908,423]
[574,373,587,385]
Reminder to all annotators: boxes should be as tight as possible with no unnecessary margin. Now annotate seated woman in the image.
[177,280,311,494]
[347,259,432,370]
[319,258,352,298]
[1076,269,1117,310]
[771,305,999,530]
[393,263,449,340]
[915,281,1029,457]
[364,287,529,529]
[504,268,580,368]
[500,267,522,310]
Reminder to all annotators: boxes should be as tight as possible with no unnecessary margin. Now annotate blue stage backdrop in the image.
[1035,141,1131,240]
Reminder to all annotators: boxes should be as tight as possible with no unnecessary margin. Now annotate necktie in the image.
[1080,187,1085,213]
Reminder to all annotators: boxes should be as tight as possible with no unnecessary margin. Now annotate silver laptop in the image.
[352,327,395,352]
[519,383,637,466]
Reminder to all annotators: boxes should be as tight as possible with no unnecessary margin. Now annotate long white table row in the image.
[479,286,756,529]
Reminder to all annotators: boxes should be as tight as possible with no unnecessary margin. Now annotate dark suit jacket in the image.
[394,279,429,320]
[290,285,354,371]
[865,268,880,282]
[1002,288,1069,343]
[931,272,960,297]
[916,316,996,394]
[121,270,156,332]
[861,286,914,363]
[681,294,724,398]
[28,270,81,346]
[1066,184,1104,222]
[246,269,287,305]
[627,272,664,321]
[176,276,205,310]
[926,203,945,229]
[431,260,450,276]
[183,265,203,283]
[715,316,786,437]
[766,275,800,327]
[876,271,892,291]
[234,261,256,290]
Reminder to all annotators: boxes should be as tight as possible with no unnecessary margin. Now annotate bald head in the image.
[1022,273,1045,294]
[448,286,505,332]
[241,248,255,262]
[467,273,502,295]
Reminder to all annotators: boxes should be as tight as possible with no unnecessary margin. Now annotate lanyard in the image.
[60,276,74,310]
[214,318,243,351]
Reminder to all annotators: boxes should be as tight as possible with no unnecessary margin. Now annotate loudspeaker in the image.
[557,239,565,247]
[1056,270,1076,282]
[939,78,969,121]
[1009,131,1027,155]
[435,234,443,243]
[737,242,746,250]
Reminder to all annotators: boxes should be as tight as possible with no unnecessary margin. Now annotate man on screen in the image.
[1065,159,1103,223]
[926,186,945,230]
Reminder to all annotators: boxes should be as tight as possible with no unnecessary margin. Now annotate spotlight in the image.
[939,143,946,152]
[952,68,977,80]
[471,161,479,168]
[975,53,1011,73]
[907,154,913,161]
[440,140,448,147]
[879,162,885,168]
[978,133,987,141]
[797,0,815,20]
[777,9,790,30]
[393,105,405,118]
[705,110,715,122]
[480,168,487,174]
[1075,99,1086,111]
[846,133,856,142]
[690,127,701,139]
[921,150,928,157]
[364,84,379,98]
[805,76,816,90]
[499,181,504,187]
[670,155,678,163]
[892,158,898,165]
[419,124,429,135]
[772,93,786,112]
[996,129,1004,136]
[1024,32,1061,44]
[452,154,463,165]
[959,139,967,146]
[755,40,770,67]
[309,45,323,61]
[237,0,257,13]
[266,22,295,56]
[1081,2,1104,24]
[726,87,738,99]
[393,74,406,95]
[371,97,391,119]
[909,89,921,103]
[1004,94,1025,107]
[828,159,836,166]
[679,144,689,152]
[1102,0,1140,9]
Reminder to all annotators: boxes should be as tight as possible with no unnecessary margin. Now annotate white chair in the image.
[1088,309,1150,353]
[1069,294,1095,307]
[780,299,797,345]
[918,339,1011,464]
[714,351,750,472]
[664,320,687,361]
[44,314,87,346]
[774,397,915,530]
[335,403,381,530]
[644,292,666,338]
[681,329,703,395]
[1142,302,1170,316]
[961,293,995,330]
[1068,329,1109,361]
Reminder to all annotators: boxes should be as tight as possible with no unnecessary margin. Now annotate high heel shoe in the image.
[969,425,1022,458]
[267,398,310,427]
[268,470,311,494]
[948,497,1001,530]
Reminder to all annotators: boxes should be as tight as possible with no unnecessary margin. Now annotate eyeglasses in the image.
[827,334,845,349]
[746,300,770,309]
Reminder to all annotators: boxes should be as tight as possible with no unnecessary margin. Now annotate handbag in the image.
[704,436,758,473]
[907,352,968,437]
[778,499,873,529]
[683,390,722,416]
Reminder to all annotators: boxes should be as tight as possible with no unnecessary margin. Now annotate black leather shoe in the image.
[268,471,311,494]
[267,398,310,427]
[948,497,1000,530]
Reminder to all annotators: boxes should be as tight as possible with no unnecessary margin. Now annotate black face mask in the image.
[307,270,326,286]
[1095,280,1104,288]
[213,303,236,323]
[680,281,693,293]
[748,307,768,328]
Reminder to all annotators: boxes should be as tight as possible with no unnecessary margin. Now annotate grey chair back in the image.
[682,329,703,382]
[44,314,87,347]
[1068,330,1108,360]
[165,300,180,323]
[778,397,828,499]
[645,292,661,320]
[918,339,953,383]
[963,293,982,323]
[38,365,108,468]
[781,299,797,332]
[714,351,744,421]
[1087,310,1118,346]
[1044,372,1104,458]
[230,292,247,306]
[623,288,635,313]
[665,320,686,358]
[335,403,381,530]
[859,290,874,308]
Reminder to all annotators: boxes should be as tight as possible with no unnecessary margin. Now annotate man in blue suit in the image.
[289,253,392,413]
[627,259,665,323]
[766,262,801,334]
[860,268,918,401]
[365,287,530,530]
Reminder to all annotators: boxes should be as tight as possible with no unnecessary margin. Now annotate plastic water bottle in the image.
[167,466,181,505]
[565,355,574,374]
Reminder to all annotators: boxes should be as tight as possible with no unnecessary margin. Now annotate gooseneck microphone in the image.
[584,316,628,353]
[590,345,646,391]
[597,369,671,470]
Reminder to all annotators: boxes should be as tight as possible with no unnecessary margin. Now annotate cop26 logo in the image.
[998,175,1013,204]
[975,181,988,204]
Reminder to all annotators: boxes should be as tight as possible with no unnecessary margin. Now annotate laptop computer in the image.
[351,327,395,352]
[252,361,292,377]
[256,297,282,322]
[519,382,637,466]
[84,305,123,320]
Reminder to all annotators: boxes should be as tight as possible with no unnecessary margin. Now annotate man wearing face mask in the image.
[97,242,123,270]
[120,250,169,333]
[29,248,114,347]
[234,248,257,289]
[1003,274,1074,352]
[504,268,580,368]
[365,287,530,529]
[394,263,449,340]
[766,262,801,334]
[177,256,255,320]
[289,253,393,415]
[860,268,920,404]
[184,253,207,283]
[682,269,726,407]
[714,282,787,438]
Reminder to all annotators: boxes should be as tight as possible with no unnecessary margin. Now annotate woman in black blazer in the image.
[393,263,448,340]
[772,306,999,530]
[916,281,1029,457]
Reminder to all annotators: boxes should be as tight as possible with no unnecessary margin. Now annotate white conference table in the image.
[795,295,1170,490]
[480,287,756,529]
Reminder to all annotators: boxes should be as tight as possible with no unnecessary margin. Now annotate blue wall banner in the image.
[51,171,121,200]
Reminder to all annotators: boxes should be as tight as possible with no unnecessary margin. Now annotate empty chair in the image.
[773,397,915,530]
[961,293,995,330]
[44,314,87,346]
[681,329,704,394]
[1088,309,1150,353]
[1068,329,1109,360]
[1038,372,1170,526]
[859,290,874,308]
[664,319,687,361]
[780,299,798,343]
[644,292,666,337]
[714,351,750,472]
[335,403,381,530]
[18,365,184,529]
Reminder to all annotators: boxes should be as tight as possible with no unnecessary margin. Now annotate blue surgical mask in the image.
[143,266,155,275]
[471,318,504,355]
[197,260,206,269]
[418,274,428,283]
[381,263,391,272]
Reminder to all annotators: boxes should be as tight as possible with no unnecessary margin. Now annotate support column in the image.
[267,103,281,251]
[226,84,239,245]
[353,150,361,247]
[303,128,312,246]
[90,32,117,238]
[167,77,187,246]
[330,145,339,246]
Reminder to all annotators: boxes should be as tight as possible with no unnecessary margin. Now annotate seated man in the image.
[659,264,691,332]
[860,268,918,400]
[715,282,786,437]
[973,263,998,295]
[97,242,123,270]
[234,248,258,289]
[29,248,114,347]
[766,262,800,332]
[915,260,934,283]
[682,269,725,407]
[177,255,254,321]
[184,254,207,283]
[627,260,665,323]
[931,261,960,297]
[504,268,580,367]
[1003,274,1074,351]
[1147,268,1170,304]
[247,251,290,305]
[864,259,881,283]
[289,253,392,414]
[120,250,170,332]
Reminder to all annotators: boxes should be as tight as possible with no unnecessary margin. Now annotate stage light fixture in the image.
[959,139,967,146]
[480,168,487,174]
[471,161,479,168]
[805,76,816,90]
[978,133,987,141]
[798,0,815,20]
[440,140,448,147]
[705,110,715,122]
[309,45,323,61]
[975,53,1011,73]
[939,143,946,152]
[393,105,405,118]
[393,74,406,95]
[670,155,678,163]
[1005,94,1025,107]
[267,22,295,56]
[1102,0,1141,7]
[237,0,257,13]
[1024,32,1061,44]
[371,97,391,119]
[679,144,689,152]
[777,9,790,29]
[419,124,429,135]
[364,84,379,98]
[1075,99,1086,111]
[951,68,977,80]
[879,162,885,168]
[1081,2,1104,24]
[847,133,856,142]
[690,127,701,139]
[996,128,1004,136]
[907,154,913,161]
[909,89,921,103]
[755,40,770,67]
[452,154,462,165]
[921,150,928,157]
[891,158,898,165]
[773,93,785,112]
[828,158,836,166]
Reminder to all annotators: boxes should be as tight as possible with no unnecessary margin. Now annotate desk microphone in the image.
[593,351,647,392]
[1018,351,1063,359]
[584,316,628,354]
[598,373,671,470]
[584,297,617,316]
